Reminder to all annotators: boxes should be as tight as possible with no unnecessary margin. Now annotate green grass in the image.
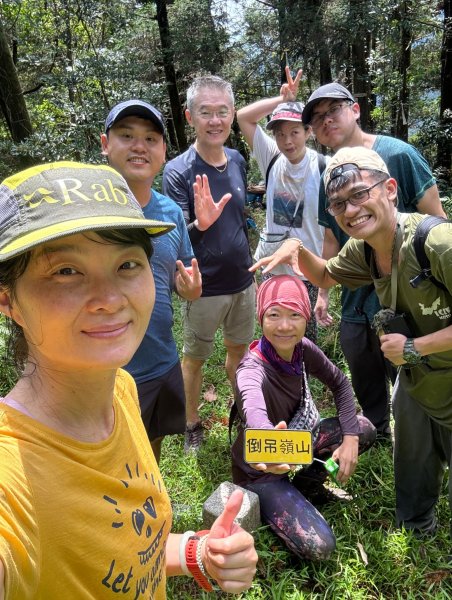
[161,306,452,598]
[1,204,452,598]
[160,213,452,597]
[163,405,452,598]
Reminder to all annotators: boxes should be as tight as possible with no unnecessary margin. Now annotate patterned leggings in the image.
[246,415,376,560]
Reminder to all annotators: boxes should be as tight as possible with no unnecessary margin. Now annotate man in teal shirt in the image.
[304,82,445,441]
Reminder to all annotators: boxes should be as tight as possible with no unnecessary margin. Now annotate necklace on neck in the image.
[195,143,228,173]
[211,157,228,173]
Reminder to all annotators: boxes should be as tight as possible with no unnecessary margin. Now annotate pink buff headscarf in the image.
[256,275,311,325]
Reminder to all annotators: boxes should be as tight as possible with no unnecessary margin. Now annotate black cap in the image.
[302,83,355,124]
[105,100,165,135]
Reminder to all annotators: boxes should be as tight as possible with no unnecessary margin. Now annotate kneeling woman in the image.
[231,275,376,560]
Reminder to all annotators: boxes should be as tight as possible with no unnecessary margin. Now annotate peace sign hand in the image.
[280,66,303,102]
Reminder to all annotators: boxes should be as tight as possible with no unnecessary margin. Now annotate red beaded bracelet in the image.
[185,530,213,592]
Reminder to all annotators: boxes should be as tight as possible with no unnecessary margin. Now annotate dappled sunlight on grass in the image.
[165,266,452,597]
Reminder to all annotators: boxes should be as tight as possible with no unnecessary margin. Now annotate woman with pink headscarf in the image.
[231,275,375,560]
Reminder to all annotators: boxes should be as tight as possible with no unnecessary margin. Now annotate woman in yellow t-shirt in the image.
[0,162,257,600]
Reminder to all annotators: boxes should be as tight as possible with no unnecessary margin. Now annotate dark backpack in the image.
[264,152,327,189]
[363,215,451,292]
[409,215,451,291]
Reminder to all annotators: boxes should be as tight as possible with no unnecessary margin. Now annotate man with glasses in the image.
[326,179,388,217]
[163,75,255,453]
[252,146,452,544]
[304,82,445,442]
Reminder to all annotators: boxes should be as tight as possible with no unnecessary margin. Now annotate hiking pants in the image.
[393,376,452,537]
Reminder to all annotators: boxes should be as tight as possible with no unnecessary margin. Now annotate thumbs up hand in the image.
[202,489,258,593]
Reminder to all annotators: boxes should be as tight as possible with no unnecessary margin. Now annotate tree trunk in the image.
[319,42,332,85]
[394,1,412,141]
[437,0,452,183]
[305,0,332,85]
[0,17,33,143]
[350,0,373,132]
[277,0,288,84]
[206,0,224,70]
[154,0,188,152]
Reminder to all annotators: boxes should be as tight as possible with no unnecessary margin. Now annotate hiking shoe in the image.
[294,476,352,506]
[321,485,352,504]
[305,485,352,506]
[184,422,204,454]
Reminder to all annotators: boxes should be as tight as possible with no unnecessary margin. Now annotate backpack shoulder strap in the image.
[410,215,451,291]
[363,241,372,266]
[265,151,326,189]
[265,153,281,189]
[317,152,327,175]
[353,242,375,318]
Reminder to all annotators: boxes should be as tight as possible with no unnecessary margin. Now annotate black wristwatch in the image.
[402,338,425,365]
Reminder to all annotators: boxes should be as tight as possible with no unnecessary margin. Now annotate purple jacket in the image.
[231,338,359,486]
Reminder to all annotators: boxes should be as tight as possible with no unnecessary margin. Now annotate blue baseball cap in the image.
[105,100,166,135]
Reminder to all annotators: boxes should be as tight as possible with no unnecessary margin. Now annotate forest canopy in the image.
[0,0,451,190]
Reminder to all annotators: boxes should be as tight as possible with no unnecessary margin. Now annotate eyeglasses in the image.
[326,180,386,216]
[310,102,353,128]
[196,109,231,120]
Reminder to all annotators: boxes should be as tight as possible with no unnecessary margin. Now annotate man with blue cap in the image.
[101,99,202,463]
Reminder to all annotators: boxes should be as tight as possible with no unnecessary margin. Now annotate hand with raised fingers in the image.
[174,258,202,301]
[193,174,231,231]
[280,66,303,102]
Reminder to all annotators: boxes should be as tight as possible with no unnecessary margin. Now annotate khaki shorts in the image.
[183,283,256,360]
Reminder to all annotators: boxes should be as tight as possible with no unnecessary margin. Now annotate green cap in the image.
[0,161,175,261]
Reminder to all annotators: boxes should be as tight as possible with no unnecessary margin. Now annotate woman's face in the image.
[273,121,310,164]
[262,305,307,361]
[3,232,154,373]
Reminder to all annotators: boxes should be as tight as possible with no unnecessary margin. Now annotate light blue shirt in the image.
[125,189,193,382]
